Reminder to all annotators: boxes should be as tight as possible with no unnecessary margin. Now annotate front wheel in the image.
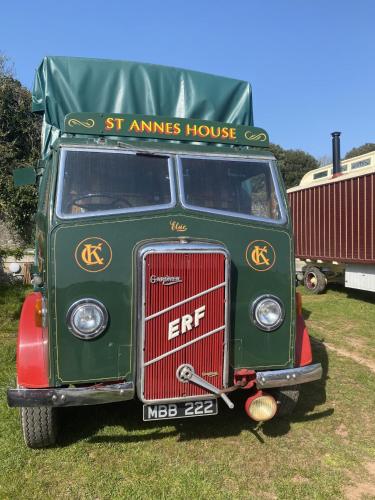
[304,266,327,294]
[20,407,58,448]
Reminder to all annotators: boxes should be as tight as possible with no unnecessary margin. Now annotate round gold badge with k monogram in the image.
[245,240,276,272]
[75,237,112,273]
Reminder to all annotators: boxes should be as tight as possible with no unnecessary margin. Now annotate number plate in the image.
[143,399,218,421]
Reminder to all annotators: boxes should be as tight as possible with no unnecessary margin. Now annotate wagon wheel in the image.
[303,266,327,294]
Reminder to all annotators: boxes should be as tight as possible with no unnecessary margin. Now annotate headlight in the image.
[67,299,108,340]
[251,295,284,331]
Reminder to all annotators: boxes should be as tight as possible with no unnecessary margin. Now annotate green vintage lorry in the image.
[7,56,322,448]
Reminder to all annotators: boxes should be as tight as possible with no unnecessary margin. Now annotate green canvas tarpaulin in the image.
[32,56,253,156]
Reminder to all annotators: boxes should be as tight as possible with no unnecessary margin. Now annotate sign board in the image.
[64,113,269,148]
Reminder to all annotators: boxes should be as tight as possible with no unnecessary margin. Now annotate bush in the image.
[0,55,41,244]
[345,143,375,160]
[269,143,319,189]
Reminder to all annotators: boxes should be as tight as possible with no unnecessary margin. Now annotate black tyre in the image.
[20,407,58,448]
[271,385,300,417]
[304,266,327,294]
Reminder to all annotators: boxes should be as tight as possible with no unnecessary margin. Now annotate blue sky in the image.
[1,0,374,159]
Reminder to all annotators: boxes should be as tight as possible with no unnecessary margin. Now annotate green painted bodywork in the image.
[35,136,295,387]
[31,56,295,389]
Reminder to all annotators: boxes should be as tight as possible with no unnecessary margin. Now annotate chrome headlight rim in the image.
[251,294,284,332]
[66,298,108,340]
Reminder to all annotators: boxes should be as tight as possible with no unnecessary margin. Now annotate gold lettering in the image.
[141,120,152,133]
[198,125,210,137]
[185,124,197,136]
[114,118,124,130]
[251,245,270,266]
[209,126,221,139]
[81,243,104,266]
[170,220,187,232]
[154,121,165,134]
[229,128,236,140]
[104,117,114,130]
[129,119,141,132]
[221,127,229,139]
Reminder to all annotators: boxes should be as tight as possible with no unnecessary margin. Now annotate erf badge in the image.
[245,240,276,272]
[75,237,112,272]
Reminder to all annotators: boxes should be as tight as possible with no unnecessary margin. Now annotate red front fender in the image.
[294,292,313,367]
[16,292,49,388]
[295,314,313,367]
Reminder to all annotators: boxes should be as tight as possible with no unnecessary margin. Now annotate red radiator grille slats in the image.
[145,291,223,362]
[145,253,224,316]
[142,252,227,401]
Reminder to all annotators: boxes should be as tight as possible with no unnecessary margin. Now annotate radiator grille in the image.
[140,250,228,402]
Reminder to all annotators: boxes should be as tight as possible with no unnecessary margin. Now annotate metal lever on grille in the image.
[176,364,234,409]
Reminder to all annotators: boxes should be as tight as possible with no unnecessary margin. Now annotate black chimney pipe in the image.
[332,131,341,175]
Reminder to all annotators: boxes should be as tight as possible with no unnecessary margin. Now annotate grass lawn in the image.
[0,283,374,499]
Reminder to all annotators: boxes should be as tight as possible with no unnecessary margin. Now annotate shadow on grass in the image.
[342,286,375,305]
[57,340,332,447]
[262,335,331,439]
[302,307,312,320]
[301,282,375,305]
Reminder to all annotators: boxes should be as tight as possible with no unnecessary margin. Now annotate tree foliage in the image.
[0,55,41,243]
[269,143,319,189]
[344,143,375,160]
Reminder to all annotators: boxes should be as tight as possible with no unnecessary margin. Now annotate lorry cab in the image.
[7,57,322,448]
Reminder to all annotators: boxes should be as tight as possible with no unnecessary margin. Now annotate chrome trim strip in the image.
[176,154,287,225]
[144,325,226,367]
[223,250,229,387]
[145,281,226,321]
[7,382,135,408]
[60,141,275,162]
[141,394,217,405]
[55,147,176,220]
[256,363,323,389]
[139,242,231,254]
[137,242,230,404]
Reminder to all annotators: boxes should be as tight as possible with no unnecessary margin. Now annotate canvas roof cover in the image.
[32,56,253,156]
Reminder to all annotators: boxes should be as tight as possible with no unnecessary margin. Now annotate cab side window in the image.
[38,165,51,216]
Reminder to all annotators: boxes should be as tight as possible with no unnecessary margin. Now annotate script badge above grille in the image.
[150,275,182,286]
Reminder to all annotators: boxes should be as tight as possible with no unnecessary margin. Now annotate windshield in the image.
[178,157,282,221]
[57,149,174,218]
